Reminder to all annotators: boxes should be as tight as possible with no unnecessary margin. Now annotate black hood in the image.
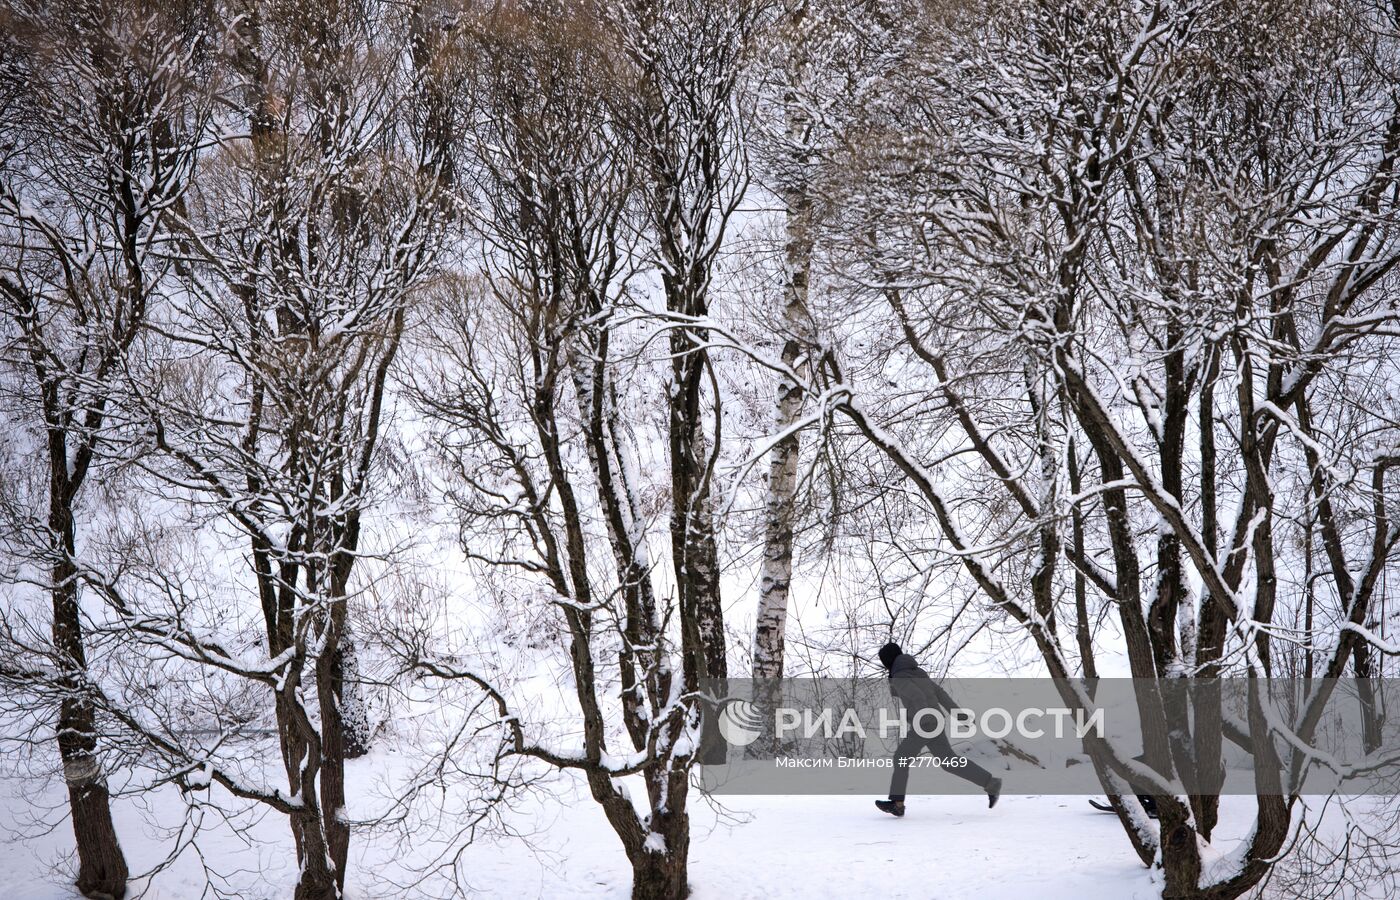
[888,654,919,675]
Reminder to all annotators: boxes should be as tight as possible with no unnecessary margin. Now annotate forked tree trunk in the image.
[291,804,341,900]
[274,676,342,900]
[631,850,688,900]
[630,770,691,900]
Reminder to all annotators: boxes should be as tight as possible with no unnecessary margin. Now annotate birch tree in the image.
[750,0,817,690]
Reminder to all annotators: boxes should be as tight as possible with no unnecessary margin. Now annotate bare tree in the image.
[811,0,1400,896]
[5,1,1399,898]
[605,0,763,697]
[396,4,765,896]
[52,4,446,897]
[0,2,210,895]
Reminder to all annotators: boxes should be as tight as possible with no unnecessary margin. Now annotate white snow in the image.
[4,758,1339,899]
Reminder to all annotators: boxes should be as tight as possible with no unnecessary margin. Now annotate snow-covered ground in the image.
[5,752,1261,899]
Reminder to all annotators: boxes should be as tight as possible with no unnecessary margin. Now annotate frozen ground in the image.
[6,751,1241,899]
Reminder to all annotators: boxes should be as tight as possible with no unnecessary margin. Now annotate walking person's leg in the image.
[927,733,992,788]
[928,733,1002,807]
[877,733,926,816]
[893,732,926,800]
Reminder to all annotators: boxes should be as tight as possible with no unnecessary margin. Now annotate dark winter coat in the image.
[886,653,959,716]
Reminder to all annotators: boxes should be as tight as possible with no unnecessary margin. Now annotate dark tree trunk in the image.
[269,627,340,900]
[64,767,128,900]
[329,634,371,760]
[668,321,728,765]
[1193,352,1225,840]
[291,804,341,900]
[631,769,691,900]
[51,466,129,900]
[316,609,353,888]
[667,338,727,693]
[279,693,341,900]
[631,851,688,900]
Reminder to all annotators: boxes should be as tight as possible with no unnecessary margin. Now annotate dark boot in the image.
[986,777,1002,809]
[875,799,905,817]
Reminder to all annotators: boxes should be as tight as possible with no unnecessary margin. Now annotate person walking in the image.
[874,642,1002,817]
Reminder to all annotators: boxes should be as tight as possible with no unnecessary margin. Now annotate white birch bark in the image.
[753,4,814,684]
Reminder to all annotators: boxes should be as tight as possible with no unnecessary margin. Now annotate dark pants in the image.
[888,731,994,801]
